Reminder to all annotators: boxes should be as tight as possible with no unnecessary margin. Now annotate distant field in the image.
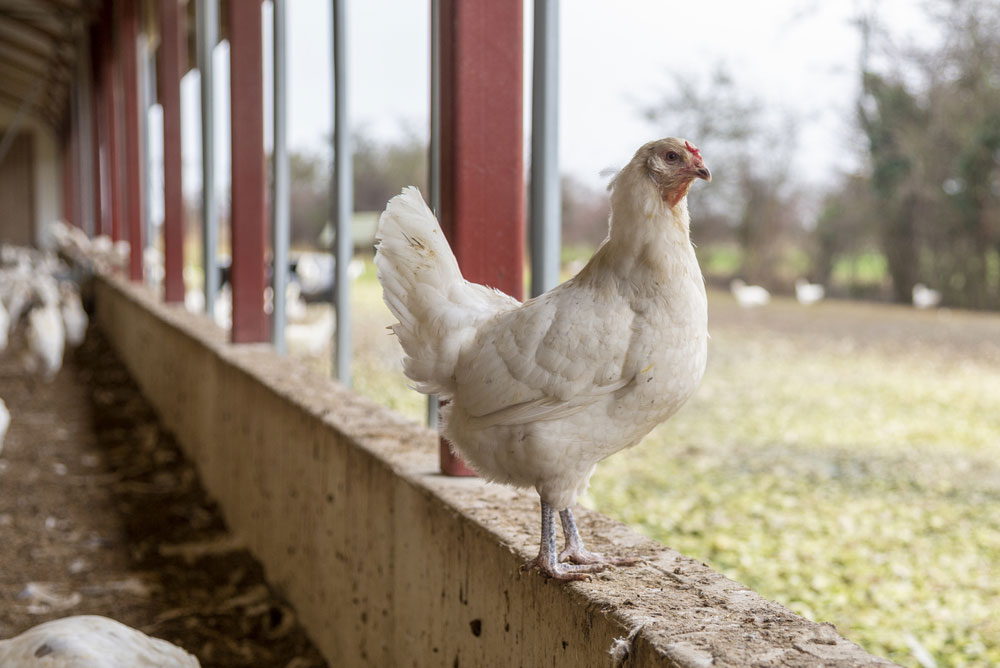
[301,261,1000,668]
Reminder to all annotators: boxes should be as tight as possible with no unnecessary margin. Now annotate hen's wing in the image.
[454,280,639,428]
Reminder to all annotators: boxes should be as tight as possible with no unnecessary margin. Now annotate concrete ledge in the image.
[94,273,896,667]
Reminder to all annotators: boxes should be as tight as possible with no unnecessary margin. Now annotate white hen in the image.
[912,283,942,309]
[794,278,825,305]
[730,278,771,308]
[0,615,200,667]
[61,284,88,347]
[376,137,711,579]
[26,303,65,379]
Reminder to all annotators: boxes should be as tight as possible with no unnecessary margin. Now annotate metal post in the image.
[332,0,352,384]
[104,5,124,244]
[159,0,186,302]
[90,24,105,237]
[529,0,560,297]
[426,0,441,429]
[76,30,95,237]
[228,0,270,342]
[271,0,290,354]
[438,0,525,474]
[122,0,145,281]
[198,0,220,315]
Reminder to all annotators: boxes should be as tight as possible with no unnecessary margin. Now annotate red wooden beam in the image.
[103,2,124,243]
[121,0,143,281]
[227,0,269,343]
[437,0,525,474]
[159,0,185,302]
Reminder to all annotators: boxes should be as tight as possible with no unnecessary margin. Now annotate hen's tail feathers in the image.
[376,187,514,396]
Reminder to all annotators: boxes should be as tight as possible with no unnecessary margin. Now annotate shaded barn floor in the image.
[0,327,328,668]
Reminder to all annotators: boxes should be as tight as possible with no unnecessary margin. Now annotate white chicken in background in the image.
[25,303,65,380]
[285,308,335,357]
[730,278,771,308]
[794,278,825,305]
[912,283,942,309]
[0,397,9,456]
[376,137,711,580]
[0,615,200,667]
[61,283,88,347]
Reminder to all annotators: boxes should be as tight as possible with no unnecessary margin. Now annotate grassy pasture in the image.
[314,262,1000,668]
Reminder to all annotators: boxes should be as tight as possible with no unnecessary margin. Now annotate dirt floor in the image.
[0,326,328,667]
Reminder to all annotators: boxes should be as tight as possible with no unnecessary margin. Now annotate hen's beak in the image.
[692,164,711,182]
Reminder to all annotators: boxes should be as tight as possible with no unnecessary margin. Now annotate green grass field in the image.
[309,261,1000,668]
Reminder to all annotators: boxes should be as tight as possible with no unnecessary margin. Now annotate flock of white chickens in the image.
[729,276,943,309]
[0,225,203,667]
[0,240,91,465]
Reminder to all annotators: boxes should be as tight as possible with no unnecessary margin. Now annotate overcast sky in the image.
[160,0,931,222]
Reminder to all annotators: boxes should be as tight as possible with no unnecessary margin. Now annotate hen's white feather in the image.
[0,615,200,667]
[374,187,519,395]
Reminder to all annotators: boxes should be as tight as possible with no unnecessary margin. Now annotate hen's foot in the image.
[558,545,640,568]
[558,507,641,568]
[521,556,608,582]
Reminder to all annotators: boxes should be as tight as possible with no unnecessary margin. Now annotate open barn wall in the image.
[93,272,895,668]
[0,109,61,247]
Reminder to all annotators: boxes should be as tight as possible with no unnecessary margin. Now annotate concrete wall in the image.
[94,274,897,668]
[0,109,61,246]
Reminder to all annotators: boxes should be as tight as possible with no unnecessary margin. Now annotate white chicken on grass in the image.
[376,137,711,580]
[730,278,771,308]
[0,615,200,667]
[794,278,825,305]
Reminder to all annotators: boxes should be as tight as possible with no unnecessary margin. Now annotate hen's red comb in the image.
[685,141,702,160]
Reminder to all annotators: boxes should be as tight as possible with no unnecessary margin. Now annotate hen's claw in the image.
[521,556,606,581]
[559,546,640,568]
[557,507,641,570]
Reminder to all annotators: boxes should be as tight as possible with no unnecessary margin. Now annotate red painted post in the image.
[227,0,269,343]
[437,0,525,475]
[121,0,144,281]
[104,3,124,243]
[159,0,185,302]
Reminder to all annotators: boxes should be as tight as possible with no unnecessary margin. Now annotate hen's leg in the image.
[558,508,639,567]
[523,502,608,581]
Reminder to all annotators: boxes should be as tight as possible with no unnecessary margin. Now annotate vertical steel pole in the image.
[426,0,441,429]
[332,0,352,384]
[228,0,270,342]
[159,0,186,302]
[104,4,124,244]
[90,23,105,237]
[271,0,290,354]
[198,0,220,314]
[121,0,145,281]
[530,0,561,297]
[77,31,95,236]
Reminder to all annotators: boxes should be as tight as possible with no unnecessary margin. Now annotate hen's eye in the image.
[665,151,679,162]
